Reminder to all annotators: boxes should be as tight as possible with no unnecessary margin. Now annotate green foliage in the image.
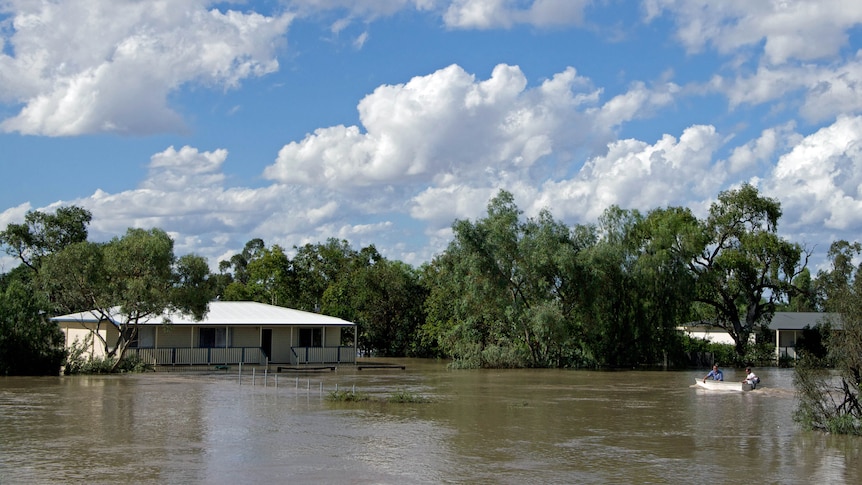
[0,206,92,271]
[63,334,153,374]
[326,389,369,402]
[39,226,214,372]
[690,183,805,357]
[388,389,428,403]
[0,277,66,375]
[424,191,597,368]
[681,336,737,367]
[794,241,862,435]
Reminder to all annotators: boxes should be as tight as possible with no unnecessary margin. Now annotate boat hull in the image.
[695,378,752,392]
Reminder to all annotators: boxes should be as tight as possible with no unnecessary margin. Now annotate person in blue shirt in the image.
[703,364,724,382]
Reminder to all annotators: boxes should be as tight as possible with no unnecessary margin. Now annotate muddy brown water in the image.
[1,360,860,484]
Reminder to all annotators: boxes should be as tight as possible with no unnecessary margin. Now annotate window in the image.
[125,326,155,348]
[136,327,155,348]
[299,328,322,347]
[199,328,227,348]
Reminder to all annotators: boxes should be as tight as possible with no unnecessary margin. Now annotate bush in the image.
[388,389,428,403]
[327,389,369,402]
[63,335,152,374]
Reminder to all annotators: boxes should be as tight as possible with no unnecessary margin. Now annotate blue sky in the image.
[2,0,862,272]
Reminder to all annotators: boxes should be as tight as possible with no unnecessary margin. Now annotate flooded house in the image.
[52,301,356,367]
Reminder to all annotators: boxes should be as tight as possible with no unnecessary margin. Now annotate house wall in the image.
[61,322,119,359]
[232,327,259,347]
[324,327,342,346]
[681,328,737,345]
[778,330,799,348]
[158,327,193,347]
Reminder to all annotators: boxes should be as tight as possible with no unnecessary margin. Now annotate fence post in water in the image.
[238,363,242,386]
[264,369,268,388]
[275,374,278,389]
[252,368,256,386]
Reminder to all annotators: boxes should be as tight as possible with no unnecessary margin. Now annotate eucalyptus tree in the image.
[291,238,360,312]
[424,190,593,368]
[220,240,292,305]
[689,184,805,357]
[0,206,92,272]
[39,228,213,371]
[322,254,427,356]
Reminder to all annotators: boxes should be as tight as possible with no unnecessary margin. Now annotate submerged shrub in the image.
[327,389,369,402]
[388,389,428,403]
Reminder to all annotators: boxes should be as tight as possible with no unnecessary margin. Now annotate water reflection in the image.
[1,362,860,484]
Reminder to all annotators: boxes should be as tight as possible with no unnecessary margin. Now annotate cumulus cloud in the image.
[644,0,862,65]
[0,0,292,136]
[143,146,227,191]
[265,63,681,193]
[531,125,725,222]
[763,115,862,234]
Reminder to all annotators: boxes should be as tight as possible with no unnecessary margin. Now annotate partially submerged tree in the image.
[0,277,65,375]
[423,190,594,368]
[40,228,213,371]
[795,240,862,435]
[0,206,92,374]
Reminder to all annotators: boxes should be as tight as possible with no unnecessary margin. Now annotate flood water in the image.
[1,360,860,484]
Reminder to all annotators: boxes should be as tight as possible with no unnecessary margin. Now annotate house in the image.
[679,312,839,361]
[770,312,839,360]
[52,301,357,366]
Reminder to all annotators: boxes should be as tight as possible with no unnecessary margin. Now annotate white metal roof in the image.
[51,301,355,327]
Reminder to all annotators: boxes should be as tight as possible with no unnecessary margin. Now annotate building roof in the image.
[51,301,355,327]
[680,312,841,331]
[767,312,840,331]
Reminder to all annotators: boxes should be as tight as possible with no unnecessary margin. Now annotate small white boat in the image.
[695,378,752,392]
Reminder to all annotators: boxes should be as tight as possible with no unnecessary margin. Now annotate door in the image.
[261,328,272,360]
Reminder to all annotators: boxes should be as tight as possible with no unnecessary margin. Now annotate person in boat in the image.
[742,367,760,389]
[703,364,724,382]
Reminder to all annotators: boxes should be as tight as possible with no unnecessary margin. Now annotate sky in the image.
[2,0,862,273]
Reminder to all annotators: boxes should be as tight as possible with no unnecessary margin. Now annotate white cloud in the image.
[534,125,725,221]
[644,0,862,65]
[0,0,292,136]
[763,115,862,234]
[143,146,227,191]
[443,0,590,29]
[723,123,800,176]
[265,64,610,190]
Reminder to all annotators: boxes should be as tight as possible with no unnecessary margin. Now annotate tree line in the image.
[0,184,858,373]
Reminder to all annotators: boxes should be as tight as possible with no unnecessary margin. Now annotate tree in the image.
[0,277,65,375]
[580,206,696,367]
[795,240,862,435]
[291,238,359,312]
[424,190,593,368]
[219,240,292,305]
[0,206,92,272]
[322,254,427,357]
[39,228,213,371]
[0,206,92,374]
[689,184,805,357]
